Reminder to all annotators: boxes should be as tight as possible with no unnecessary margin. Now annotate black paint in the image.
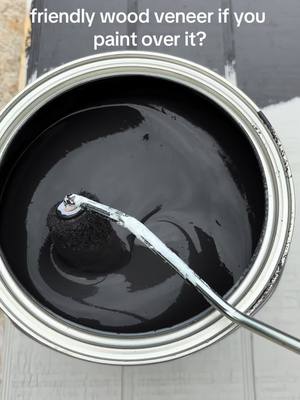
[0,76,265,334]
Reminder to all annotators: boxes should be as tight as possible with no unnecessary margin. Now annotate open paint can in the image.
[0,52,294,364]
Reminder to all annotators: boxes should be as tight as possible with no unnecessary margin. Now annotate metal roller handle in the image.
[64,193,300,354]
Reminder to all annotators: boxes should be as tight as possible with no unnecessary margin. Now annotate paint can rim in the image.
[0,51,294,365]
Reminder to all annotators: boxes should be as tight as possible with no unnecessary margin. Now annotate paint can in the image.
[0,52,294,364]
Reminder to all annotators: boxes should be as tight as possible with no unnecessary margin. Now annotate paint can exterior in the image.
[0,52,295,365]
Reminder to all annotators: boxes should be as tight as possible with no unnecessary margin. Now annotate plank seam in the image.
[221,0,237,85]
[240,330,257,400]
[121,366,125,400]
[1,320,14,399]
[27,0,44,82]
[126,0,138,50]
[250,333,257,400]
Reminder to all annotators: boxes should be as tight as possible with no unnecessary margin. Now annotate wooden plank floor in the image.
[252,99,300,399]
[1,1,300,398]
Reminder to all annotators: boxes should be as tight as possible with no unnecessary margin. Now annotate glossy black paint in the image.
[0,76,265,333]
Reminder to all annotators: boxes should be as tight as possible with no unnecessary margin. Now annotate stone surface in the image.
[0,0,25,109]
